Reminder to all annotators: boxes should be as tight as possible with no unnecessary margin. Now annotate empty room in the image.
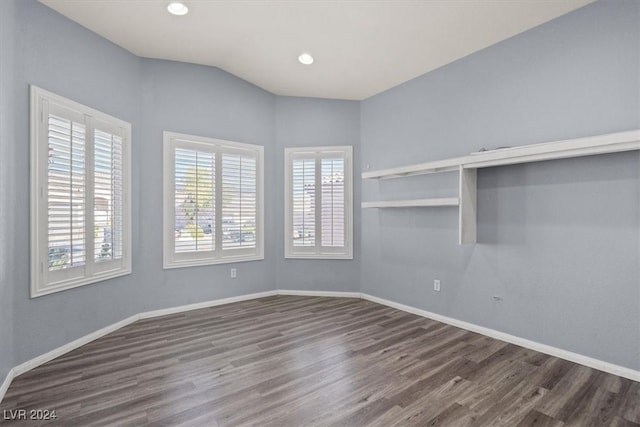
[0,0,638,425]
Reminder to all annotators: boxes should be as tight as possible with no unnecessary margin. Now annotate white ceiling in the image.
[39,0,594,100]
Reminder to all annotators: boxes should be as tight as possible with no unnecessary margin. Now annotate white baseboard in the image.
[0,368,14,404]
[277,289,361,299]
[1,290,279,404]
[12,314,140,378]
[360,293,640,383]
[139,290,278,320]
[2,289,638,406]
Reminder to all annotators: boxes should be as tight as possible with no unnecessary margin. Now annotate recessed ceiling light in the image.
[167,2,189,16]
[298,53,314,65]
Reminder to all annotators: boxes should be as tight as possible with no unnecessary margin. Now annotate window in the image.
[30,86,131,298]
[285,146,353,259]
[163,132,264,268]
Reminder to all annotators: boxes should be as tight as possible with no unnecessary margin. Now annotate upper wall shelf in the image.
[362,130,640,180]
[362,130,640,245]
[362,197,459,209]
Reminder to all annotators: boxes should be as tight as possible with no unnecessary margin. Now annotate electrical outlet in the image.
[434,279,441,292]
[230,268,237,279]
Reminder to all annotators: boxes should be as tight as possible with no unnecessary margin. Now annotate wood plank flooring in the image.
[1,295,638,426]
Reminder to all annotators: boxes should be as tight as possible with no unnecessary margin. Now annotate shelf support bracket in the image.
[459,166,477,244]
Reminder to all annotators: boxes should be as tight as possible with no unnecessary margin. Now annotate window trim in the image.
[30,85,132,298]
[284,146,353,260]
[163,131,264,269]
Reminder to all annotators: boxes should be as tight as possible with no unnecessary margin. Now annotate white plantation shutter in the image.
[292,158,316,248]
[285,146,352,259]
[222,153,257,250]
[94,127,125,264]
[31,86,131,298]
[47,114,86,271]
[174,148,215,254]
[321,158,345,247]
[163,132,264,269]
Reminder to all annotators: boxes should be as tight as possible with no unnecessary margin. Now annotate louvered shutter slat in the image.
[33,86,132,297]
[291,159,316,247]
[93,129,125,263]
[47,114,86,270]
[285,147,351,259]
[221,153,257,250]
[321,158,345,248]
[174,148,215,253]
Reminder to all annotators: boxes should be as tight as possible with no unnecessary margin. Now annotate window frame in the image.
[30,85,132,298]
[284,146,353,260]
[163,131,264,269]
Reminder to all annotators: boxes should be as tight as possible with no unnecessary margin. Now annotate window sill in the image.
[284,253,353,260]
[163,254,264,270]
[31,267,132,299]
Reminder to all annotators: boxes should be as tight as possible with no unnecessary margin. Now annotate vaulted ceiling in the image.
[40,0,594,100]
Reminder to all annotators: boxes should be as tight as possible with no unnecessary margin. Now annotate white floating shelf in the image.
[362,157,461,179]
[362,130,640,180]
[361,130,640,245]
[362,197,459,209]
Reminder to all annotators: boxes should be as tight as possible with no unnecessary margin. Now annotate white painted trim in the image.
[284,146,354,260]
[0,290,278,404]
[458,166,477,245]
[2,290,638,406]
[360,293,640,383]
[14,291,277,374]
[277,289,361,298]
[0,369,14,404]
[12,314,139,377]
[362,129,640,179]
[30,85,133,298]
[139,291,277,319]
[362,198,458,209]
[162,131,265,270]
[361,129,640,247]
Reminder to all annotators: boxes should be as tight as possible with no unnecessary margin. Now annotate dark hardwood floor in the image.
[1,295,638,426]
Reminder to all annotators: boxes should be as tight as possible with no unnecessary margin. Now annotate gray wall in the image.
[8,0,277,367]
[137,58,276,309]
[2,0,638,383]
[360,0,640,370]
[11,0,142,364]
[0,0,17,382]
[275,97,361,292]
